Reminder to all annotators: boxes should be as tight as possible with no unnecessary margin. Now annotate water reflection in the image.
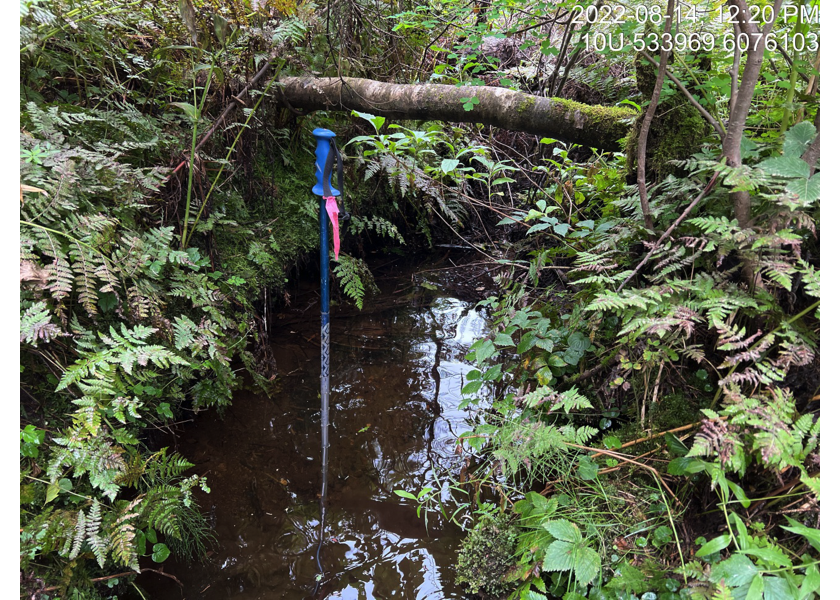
[146,296,488,599]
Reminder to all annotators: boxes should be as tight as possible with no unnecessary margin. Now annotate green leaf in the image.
[758,155,810,179]
[462,380,482,395]
[517,331,537,354]
[664,432,689,457]
[483,364,503,382]
[711,554,759,588]
[394,490,416,500]
[45,482,59,504]
[351,111,385,133]
[745,573,764,600]
[535,366,553,386]
[544,519,582,543]
[440,158,460,174]
[213,13,230,44]
[577,455,599,481]
[800,565,820,598]
[603,435,622,450]
[783,121,816,158]
[157,403,174,419]
[667,457,706,475]
[170,102,198,122]
[787,172,819,202]
[762,576,798,600]
[543,540,576,572]
[475,338,496,363]
[696,533,731,556]
[567,332,590,352]
[151,543,170,563]
[495,332,515,346]
[739,545,792,568]
[574,546,601,585]
[535,337,554,352]
[781,517,820,552]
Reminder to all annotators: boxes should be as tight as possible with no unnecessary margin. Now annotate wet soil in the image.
[141,256,495,599]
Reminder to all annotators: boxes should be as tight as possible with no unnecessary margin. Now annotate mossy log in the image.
[276,77,634,151]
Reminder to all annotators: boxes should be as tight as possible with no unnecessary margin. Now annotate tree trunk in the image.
[275,77,634,151]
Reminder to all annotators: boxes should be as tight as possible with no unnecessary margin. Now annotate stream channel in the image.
[145,259,493,599]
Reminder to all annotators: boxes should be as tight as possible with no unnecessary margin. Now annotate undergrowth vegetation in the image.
[21,0,819,598]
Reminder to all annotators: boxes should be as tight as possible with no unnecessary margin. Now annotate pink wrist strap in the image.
[324,196,341,260]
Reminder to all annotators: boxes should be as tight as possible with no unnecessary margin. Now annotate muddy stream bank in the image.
[142,258,495,599]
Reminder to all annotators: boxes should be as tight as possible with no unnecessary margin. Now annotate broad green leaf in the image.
[783,121,816,158]
[544,519,582,543]
[461,380,482,395]
[213,13,230,44]
[711,554,759,588]
[394,490,416,500]
[440,158,460,174]
[567,332,590,352]
[475,338,496,363]
[762,576,798,600]
[577,455,599,481]
[740,545,792,568]
[667,457,706,475]
[664,432,689,457]
[696,533,731,556]
[574,546,601,584]
[466,369,482,381]
[152,543,170,563]
[517,331,537,354]
[745,573,764,600]
[45,482,59,504]
[483,364,502,382]
[543,539,576,572]
[547,353,567,368]
[495,332,515,346]
[787,173,819,203]
[535,366,553,386]
[800,565,820,598]
[170,102,198,121]
[758,155,810,179]
[351,111,385,133]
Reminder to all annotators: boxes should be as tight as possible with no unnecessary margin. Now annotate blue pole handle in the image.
[312,128,341,197]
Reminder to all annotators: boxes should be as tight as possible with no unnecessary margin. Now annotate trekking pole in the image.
[311,127,346,585]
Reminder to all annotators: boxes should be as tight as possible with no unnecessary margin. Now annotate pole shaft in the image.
[319,196,330,501]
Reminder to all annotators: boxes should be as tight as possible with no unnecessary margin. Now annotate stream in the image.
[143,263,491,599]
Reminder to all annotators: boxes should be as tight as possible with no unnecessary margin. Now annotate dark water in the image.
[144,277,489,599]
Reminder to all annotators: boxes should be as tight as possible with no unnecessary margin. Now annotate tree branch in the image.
[617,171,721,292]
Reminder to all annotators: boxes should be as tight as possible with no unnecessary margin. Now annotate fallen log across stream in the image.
[275,77,636,151]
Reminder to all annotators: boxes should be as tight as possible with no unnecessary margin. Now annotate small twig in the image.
[561,442,681,504]
[35,568,183,594]
[591,417,728,460]
[617,171,720,292]
[172,54,279,175]
[638,49,726,141]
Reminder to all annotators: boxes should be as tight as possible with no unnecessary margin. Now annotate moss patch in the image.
[456,513,518,598]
